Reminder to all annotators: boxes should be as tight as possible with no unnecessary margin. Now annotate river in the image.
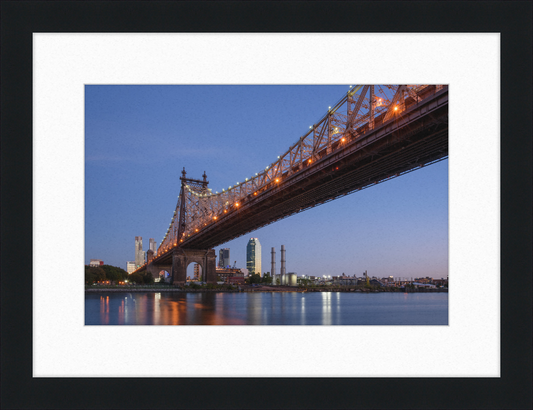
[85,291,448,325]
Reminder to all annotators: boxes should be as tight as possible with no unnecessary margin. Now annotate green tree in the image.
[142,272,154,284]
[249,273,261,284]
[85,266,106,284]
[129,273,143,284]
[100,265,129,283]
[262,273,272,284]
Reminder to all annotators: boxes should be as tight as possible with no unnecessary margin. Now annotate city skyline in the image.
[85,85,448,278]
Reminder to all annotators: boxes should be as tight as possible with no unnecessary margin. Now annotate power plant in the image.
[280,245,286,285]
[271,247,276,285]
[269,245,296,286]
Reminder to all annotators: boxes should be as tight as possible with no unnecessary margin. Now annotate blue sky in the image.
[85,85,448,279]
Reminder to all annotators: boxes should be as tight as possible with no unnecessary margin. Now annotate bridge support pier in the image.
[169,247,217,285]
[146,263,171,281]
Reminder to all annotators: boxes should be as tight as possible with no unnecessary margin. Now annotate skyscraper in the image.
[149,238,156,253]
[219,248,230,268]
[135,236,145,267]
[246,238,262,277]
[194,263,201,280]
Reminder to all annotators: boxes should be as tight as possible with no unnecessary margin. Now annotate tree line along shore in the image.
[85,265,447,293]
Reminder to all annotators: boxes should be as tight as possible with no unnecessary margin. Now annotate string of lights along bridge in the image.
[134,84,448,284]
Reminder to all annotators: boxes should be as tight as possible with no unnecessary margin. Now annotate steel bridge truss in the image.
[155,84,446,258]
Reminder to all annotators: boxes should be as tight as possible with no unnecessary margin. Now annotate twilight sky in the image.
[85,85,448,279]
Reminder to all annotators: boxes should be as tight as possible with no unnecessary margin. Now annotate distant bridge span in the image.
[136,85,448,284]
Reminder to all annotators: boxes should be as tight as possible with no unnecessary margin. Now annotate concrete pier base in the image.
[165,248,217,285]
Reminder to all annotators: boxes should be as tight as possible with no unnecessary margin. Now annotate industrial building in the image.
[218,248,231,268]
[246,238,261,276]
[270,247,276,285]
[89,259,103,267]
[270,245,296,285]
[193,263,201,280]
[216,267,244,283]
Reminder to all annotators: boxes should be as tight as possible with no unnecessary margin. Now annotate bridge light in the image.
[275,178,279,183]
[255,173,258,176]
[394,106,398,111]
[224,210,227,213]
[308,159,312,163]
[235,203,239,207]
[341,137,345,142]
[213,216,217,220]
[254,192,257,196]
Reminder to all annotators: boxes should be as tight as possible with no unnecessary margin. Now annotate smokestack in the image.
[280,245,286,285]
[271,247,276,286]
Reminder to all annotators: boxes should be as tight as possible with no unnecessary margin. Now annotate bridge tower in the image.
[146,168,218,285]
[168,168,217,285]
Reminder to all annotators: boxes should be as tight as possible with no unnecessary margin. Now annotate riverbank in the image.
[85,287,239,293]
[85,285,447,293]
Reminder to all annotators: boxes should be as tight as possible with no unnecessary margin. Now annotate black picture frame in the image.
[1,1,531,409]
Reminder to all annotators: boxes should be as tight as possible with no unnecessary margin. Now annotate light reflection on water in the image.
[86,292,448,325]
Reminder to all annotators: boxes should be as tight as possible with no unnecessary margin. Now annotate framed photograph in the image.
[84,83,449,327]
[1,1,531,409]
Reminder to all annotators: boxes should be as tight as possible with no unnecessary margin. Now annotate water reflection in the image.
[85,292,448,325]
[321,292,331,325]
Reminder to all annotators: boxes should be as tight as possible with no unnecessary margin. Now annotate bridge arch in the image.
[167,248,217,285]
[158,269,170,282]
[186,261,204,282]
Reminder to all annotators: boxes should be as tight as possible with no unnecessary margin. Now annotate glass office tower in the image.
[246,238,262,277]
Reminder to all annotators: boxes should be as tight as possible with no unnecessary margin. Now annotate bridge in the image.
[135,85,448,284]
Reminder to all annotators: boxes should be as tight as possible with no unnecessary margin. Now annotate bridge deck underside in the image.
[153,90,448,265]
